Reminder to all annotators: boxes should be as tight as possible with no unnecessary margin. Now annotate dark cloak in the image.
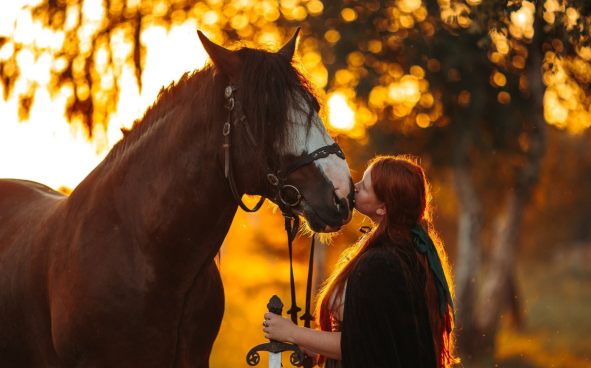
[339,237,436,368]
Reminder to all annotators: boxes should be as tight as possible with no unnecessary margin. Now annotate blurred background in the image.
[1,0,590,367]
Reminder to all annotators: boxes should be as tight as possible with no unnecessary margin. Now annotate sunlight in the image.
[542,52,591,133]
[388,75,421,106]
[0,87,104,189]
[397,0,422,13]
[510,1,535,39]
[81,0,104,23]
[565,7,579,30]
[513,8,528,27]
[327,92,355,131]
[440,1,472,29]
[0,3,18,36]
[490,29,510,55]
[0,6,209,190]
[106,20,209,146]
[141,20,209,119]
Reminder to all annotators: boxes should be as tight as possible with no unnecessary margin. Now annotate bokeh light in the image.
[510,1,535,39]
[327,92,355,131]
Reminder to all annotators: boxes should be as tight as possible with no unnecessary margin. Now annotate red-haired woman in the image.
[262,155,459,367]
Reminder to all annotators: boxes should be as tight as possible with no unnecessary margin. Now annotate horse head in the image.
[198,30,353,232]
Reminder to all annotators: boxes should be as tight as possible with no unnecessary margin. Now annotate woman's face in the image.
[354,166,385,223]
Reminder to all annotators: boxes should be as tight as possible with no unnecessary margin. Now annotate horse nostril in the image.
[334,194,351,223]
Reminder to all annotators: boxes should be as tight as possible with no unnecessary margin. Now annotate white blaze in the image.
[286,97,352,201]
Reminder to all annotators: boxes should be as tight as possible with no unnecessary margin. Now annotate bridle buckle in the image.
[223,122,231,136]
[225,97,235,111]
[267,174,279,186]
[224,85,233,98]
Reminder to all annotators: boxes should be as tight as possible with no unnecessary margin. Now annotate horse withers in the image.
[0,30,353,367]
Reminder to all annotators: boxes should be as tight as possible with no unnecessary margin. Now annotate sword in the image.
[246,295,304,368]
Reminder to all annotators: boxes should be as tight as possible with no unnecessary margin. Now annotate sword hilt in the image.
[246,295,305,367]
[268,295,283,315]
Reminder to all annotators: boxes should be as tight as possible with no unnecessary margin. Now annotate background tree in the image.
[303,0,591,362]
[2,0,591,365]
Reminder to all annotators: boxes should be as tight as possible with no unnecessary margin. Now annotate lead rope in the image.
[301,235,315,368]
[284,212,316,368]
[301,234,315,328]
[285,214,301,324]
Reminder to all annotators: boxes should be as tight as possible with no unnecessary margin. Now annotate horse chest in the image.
[48,258,223,367]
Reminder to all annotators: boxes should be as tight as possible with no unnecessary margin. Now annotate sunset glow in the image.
[0,88,103,190]
[0,3,590,368]
[0,5,208,190]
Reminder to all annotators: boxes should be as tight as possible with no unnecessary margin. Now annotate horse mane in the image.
[104,65,222,163]
[104,45,320,175]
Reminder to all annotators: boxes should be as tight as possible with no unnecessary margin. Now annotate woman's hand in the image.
[263,313,342,361]
[262,313,297,343]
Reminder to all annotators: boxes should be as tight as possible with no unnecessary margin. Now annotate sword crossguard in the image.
[246,341,304,367]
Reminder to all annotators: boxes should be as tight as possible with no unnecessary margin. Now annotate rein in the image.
[284,214,316,368]
[222,84,337,367]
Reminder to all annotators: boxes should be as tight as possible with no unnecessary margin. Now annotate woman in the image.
[262,155,459,367]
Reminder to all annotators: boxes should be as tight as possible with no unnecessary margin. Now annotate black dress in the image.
[339,237,436,368]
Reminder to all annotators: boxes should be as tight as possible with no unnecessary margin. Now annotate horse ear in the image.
[278,27,301,60]
[197,30,241,80]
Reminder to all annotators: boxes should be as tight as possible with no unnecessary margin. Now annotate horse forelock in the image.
[236,48,320,169]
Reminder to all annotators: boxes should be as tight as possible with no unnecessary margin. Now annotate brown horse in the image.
[0,31,353,367]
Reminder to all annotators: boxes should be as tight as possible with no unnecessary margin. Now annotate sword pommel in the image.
[268,295,283,315]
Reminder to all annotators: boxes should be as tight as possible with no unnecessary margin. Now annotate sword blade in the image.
[269,351,281,368]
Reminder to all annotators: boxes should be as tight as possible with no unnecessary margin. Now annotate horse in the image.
[0,30,354,367]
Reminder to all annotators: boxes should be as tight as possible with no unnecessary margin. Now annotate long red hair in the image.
[315,155,459,367]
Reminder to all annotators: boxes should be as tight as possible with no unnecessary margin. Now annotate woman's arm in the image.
[263,313,342,360]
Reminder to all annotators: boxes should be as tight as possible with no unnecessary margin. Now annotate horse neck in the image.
[69,85,237,275]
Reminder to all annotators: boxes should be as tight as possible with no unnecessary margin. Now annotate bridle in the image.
[221,85,345,215]
[221,84,345,367]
